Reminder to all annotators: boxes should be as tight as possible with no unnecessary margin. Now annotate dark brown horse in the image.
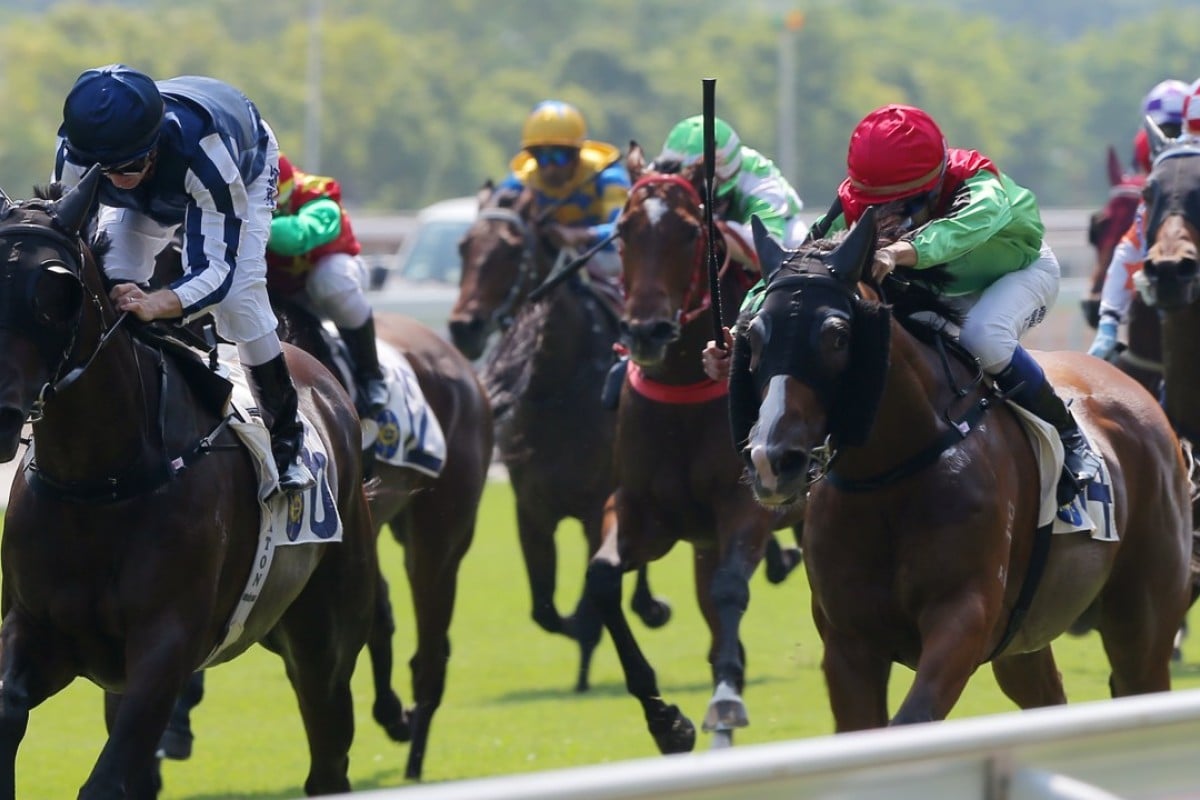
[1137,134,1200,520]
[448,182,672,692]
[580,145,805,753]
[1084,146,1161,393]
[732,207,1196,730]
[275,302,493,780]
[0,171,377,797]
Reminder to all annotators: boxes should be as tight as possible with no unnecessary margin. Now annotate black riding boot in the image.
[994,346,1103,506]
[339,314,389,417]
[600,356,628,410]
[247,353,316,493]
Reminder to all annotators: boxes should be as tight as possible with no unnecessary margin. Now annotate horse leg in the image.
[367,566,411,742]
[890,603,989,726]
[103,693,163,799]
[515,502,567,636]
[78,632,195,800]
[817,612,892,731]
[399,495,477,781]
[629,565,672,628]
[562,509,606,693]
[694,539,757,748]
[763,529,803,585]
[990,649,1067,709]
[157,670,204,760]
[1096,583,1182,697]
[0,616,75,800]
[586,496,695,755]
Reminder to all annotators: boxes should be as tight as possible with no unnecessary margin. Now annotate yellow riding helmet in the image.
[520,100,587,149]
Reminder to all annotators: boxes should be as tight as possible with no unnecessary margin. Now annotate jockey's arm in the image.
[269,197,342,256]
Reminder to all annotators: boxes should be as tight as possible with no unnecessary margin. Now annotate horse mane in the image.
[479,301,548,428]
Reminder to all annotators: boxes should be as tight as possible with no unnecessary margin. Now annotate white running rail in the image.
[326,689,1200,800]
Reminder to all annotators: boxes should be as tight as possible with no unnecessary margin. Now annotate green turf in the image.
[10,480,1200,798]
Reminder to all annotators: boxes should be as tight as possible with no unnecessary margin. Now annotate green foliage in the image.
[0,0,1194,209]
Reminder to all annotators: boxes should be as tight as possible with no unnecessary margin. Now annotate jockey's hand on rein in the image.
[871,241,916,283]
[544,223,592,251]
[110,283,184,323]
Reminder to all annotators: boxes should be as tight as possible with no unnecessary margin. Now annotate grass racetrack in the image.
[11,479,1200,798]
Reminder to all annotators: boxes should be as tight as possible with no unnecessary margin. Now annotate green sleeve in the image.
[909,172,1015,268]
[269,197,343,256]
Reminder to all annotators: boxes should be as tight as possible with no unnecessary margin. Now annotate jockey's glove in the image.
[1087,315,1119,360]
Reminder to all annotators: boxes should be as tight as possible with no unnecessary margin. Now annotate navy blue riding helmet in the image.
[61,64,164,167]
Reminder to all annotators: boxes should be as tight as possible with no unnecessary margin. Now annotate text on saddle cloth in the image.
[1006,400,1117,541]
[319,323,447,478]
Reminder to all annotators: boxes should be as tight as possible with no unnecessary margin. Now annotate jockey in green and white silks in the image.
[655,115,808,261]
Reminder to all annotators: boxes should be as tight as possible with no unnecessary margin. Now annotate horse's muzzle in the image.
[448,315,490,361]
[746,441,810,507]
[619,317,681,366]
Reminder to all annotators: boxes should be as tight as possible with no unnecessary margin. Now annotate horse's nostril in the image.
[650,320,678,342]
[776,449,809,478]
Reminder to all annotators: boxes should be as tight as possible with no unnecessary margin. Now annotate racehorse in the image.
[1137,133,1200,533]
[0,170,377,796]
[149,248,493,781]
[731,206,1197,730]
[448,181,672,692]
[274,300,494,780]
[1083,146,1161,393]
[579,145,806,753]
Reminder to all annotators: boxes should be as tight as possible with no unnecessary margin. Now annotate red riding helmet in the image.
[843,104,947,207]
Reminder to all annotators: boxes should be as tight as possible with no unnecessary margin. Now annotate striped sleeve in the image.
[170,132,251,315]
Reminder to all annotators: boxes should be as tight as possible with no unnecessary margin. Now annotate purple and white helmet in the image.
[1143,79,1189,129]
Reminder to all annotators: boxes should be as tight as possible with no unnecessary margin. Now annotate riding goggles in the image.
[529,146,578,168]
[100,153,152,176]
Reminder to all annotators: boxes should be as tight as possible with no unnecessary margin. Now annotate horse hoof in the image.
[765,547,802,585]
[633,598,672,629]
[650,704,696,754]
[156,727,193,761]
[374,696,411,743]
[702,681,749,732]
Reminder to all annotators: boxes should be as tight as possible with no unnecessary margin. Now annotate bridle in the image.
[472,205,547,331]
[623,173,730,326]
[0,215,126,422]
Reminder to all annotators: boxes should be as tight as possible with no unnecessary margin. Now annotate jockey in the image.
[1088,79,1197,360]
[653,114,808,264]
[499,100,630,291]
[710,103,1100,506]
[53,64,315,493]
[1132,79,1189,173]
[268,154,388,417]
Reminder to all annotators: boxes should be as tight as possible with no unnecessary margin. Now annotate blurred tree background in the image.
[0,0,1193,210]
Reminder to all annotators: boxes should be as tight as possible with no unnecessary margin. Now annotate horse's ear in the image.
[827,206,878,285]
[0,185,12,219]
[1106,145,1123,186]
[51,165,101,235]
[1144,115,1170,161]
[627,140,646,182]
[477,179,494,209]
[751,215,787,282]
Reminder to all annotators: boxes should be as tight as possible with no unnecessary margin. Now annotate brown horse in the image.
[1137,135,1200,516]
[277,302,493,780]
[581,145,805,753]
[448,182,672,692]
[0,171,377,797]
[1083,146,1161,393]
[732,207,1196,730]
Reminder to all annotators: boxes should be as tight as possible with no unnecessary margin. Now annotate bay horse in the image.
[580,144,805,753]
[1137,134,1200,532]
[149,249,494,781]
[0,170,377,796]
[1083,145,1161,393]
[448,181,672,692]
[274,301,494,780]
[732,206,1197,730]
